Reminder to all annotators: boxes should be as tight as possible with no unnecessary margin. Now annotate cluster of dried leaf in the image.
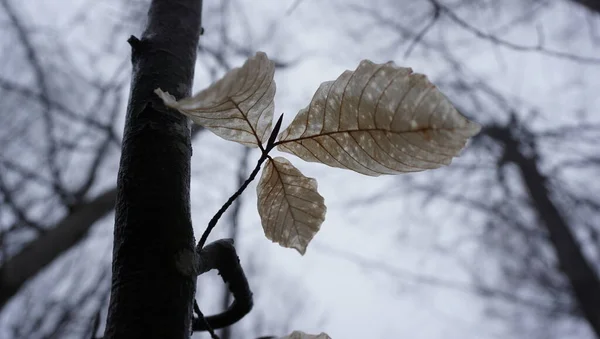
[155,51,480,260]
[160,51,479,339]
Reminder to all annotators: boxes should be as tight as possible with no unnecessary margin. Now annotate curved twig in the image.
[193,239,253,332]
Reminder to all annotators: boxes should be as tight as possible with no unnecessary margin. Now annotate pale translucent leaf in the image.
[155,52,275,147]
[257,157,326,255]
[276,60,481,175]
[278,331,332,339]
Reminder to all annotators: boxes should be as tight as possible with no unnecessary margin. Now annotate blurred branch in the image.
[0,158,56,188]
[1,0,68,204]
[0,173,43,233]
[484,120,600,336]
[570,0,600,15]
[429,0,600,64]
[220,148,250,339]
[403,3,440,58]
[72,91,123,201]
[0,188,116,311]
[0,125,203,311]
[537,123,600,139]
[312,242,567,315]
[285,0,305,16]
[349,179,547,242]
[199,43,301,71]
[0,78,116,134]
[45,268,110,339]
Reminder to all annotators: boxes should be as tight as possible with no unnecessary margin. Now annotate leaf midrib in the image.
[276,126,466,144]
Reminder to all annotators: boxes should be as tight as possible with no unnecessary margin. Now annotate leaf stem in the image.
[196,114,284,250]
[196,151,269,251]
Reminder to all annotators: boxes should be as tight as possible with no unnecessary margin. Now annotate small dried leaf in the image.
[277,60,481,175]
[257,157,326,255]
[279,331,332,339]
[155,52,275,147]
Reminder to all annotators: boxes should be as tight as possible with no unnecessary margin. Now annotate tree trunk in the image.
[488,126,600,338]
[570,0,600,15]
[103,1,202,338]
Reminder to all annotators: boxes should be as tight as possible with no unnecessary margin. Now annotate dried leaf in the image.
[276,60,481,175]
[155,52,275,147]
[279,331,332,339]
[257,157,326,255]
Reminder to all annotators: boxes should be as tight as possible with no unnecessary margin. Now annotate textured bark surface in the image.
[103,1,202,338]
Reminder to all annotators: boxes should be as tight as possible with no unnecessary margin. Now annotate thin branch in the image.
[285,0,306,16]
[312,242,571,314]
[0,172,44,233]
[73,91,123,200]
[197,151,268,250]
[537,123,600,139]
[1,0,69,204]
[404,3,440,58]
[199,43,300,71]
[0,158,55,188]
[197,114,283,250]
[220,147,250,339]
[0,77,115,134]
[430,0,600,64]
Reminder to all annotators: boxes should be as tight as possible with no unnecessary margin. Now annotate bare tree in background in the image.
[219,148,250,339]
[0,0,299,337]
[0,0,275,314]
[343,0,600,337]
[0,0,127,311]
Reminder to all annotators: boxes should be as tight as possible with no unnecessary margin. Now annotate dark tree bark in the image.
[103,1,203,338]
[486,125,600,338]
[570,0,600,14]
